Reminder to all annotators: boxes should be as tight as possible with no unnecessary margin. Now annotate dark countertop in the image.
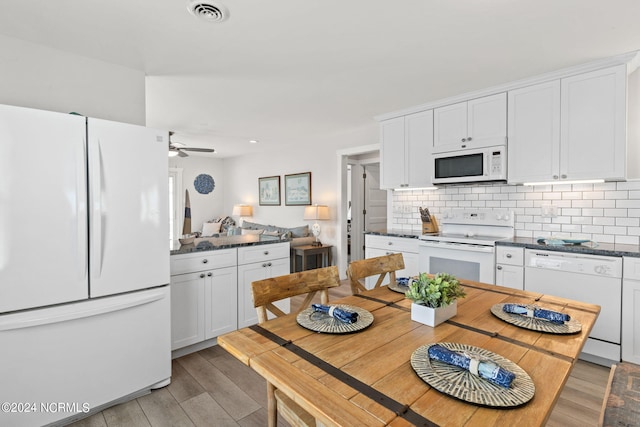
[364,229,423,239]
[497,237,640,258]
[171,234,288,255]
[365,230,640,257]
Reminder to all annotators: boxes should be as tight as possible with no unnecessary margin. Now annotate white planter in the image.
[411,301,457,327]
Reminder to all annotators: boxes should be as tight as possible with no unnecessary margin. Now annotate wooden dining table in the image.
[218,280,600,427]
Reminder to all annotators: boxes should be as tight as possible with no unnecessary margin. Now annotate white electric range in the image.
[418,208,515,284]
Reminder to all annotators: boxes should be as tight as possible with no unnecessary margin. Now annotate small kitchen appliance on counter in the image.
[418,208,515,284]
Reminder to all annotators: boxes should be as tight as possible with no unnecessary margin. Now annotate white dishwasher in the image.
[524,249,622,365]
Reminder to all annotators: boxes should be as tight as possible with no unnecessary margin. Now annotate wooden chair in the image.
[251,265,341,427]
[346,253,405,295]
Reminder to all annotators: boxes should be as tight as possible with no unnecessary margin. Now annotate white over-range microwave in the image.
[432,145,507,184]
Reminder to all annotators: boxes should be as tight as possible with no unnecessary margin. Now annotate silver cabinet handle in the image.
[388,242,393,245]
[202,259,208,263]
[207,272,212,277]
[264,251,269,255]
[553,175,559,180]
[467,137,472,141]
[200,273,205,278]
[506,254,512,258]
[262,263,267,267]
[496,266,503,270]
[561,174,567,179]
[461,138,466,142]
[268,262,272,267]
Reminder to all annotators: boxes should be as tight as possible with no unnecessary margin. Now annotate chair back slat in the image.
[346,253,405,295]
[251,266,341,323]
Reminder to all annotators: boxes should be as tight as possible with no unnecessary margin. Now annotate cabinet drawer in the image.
[496,246,524,266]
[365,235,419,253]
[238,242,290,265]
[171,249,237,275]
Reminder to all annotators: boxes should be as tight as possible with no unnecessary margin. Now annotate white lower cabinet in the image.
[364,235,419,289]
[495,246,524,290]
[237,243,290,328]
[170,242,289,352]
[622,257,640,364]
[170,249,237,351]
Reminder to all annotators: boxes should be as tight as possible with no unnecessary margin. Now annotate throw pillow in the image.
[288,225,310,238]
[202,221,222,236]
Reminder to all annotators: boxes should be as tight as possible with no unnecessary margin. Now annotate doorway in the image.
[336,145,387,279]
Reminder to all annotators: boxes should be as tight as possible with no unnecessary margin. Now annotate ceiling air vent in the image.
[187,0,229,23]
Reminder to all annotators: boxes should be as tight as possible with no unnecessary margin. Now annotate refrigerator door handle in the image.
[91,137,103,278]
[0,287,167,332]
[77,135,88,280]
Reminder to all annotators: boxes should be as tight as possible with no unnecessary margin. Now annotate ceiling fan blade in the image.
[182,147,215,153]
[178,150,189,157]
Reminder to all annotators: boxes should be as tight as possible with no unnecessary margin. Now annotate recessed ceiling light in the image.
[186,0,229,23]
[249,140,258,144]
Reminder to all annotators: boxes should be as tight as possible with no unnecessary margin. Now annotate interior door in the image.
[0,105,88,312]
[364,163,387,234]
[88,118,170,298]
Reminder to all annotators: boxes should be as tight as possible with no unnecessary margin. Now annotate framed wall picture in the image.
[284,172,312,206]
[258,176,281,206]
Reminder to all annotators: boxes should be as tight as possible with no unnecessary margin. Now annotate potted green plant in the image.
[405,272,466,326]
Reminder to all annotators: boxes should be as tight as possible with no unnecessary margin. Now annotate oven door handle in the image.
[419,240,495,253]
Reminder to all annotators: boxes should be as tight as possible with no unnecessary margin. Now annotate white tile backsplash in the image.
[391,181,640,245]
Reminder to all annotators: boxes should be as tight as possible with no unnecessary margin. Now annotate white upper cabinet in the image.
[560,65,626,181]
[380,110,433,189]
[433,92,507,154]
[508,81,561,183]
[509,65,627,183]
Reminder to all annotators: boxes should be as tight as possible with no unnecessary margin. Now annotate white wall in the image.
[0,34,145,125]
[390,181,640,245]
[223,128,376,250]
[169,156,226,234]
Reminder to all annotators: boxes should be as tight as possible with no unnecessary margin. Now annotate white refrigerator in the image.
[0,104,171,426]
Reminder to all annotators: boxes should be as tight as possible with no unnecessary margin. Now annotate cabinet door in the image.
[495,264,524,290]
[237,257,290,328]
[380,117,406,189]
[406,110,434,187]
[204,266,238,339]
[170,273,205,350]
[466,92,507,149]
[561,65,626,181]
[623,257,640,364]
[433,101,467,153]
[508,81,561,184]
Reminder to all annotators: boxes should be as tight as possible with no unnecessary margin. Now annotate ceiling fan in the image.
[168,131,215,157]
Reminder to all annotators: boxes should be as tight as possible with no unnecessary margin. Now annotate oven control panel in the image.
[440,209,514,227]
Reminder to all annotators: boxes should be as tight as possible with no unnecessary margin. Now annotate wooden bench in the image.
[599,362,640,427]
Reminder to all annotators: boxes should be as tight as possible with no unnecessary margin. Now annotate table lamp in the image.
[303,204,330,246]
[232,204,253,226]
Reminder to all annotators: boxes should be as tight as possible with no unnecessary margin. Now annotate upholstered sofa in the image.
[196,217,315,247]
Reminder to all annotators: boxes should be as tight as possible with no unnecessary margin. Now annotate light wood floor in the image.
[69,281,610,427]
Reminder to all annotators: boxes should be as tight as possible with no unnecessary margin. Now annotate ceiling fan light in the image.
[168,149,179,157]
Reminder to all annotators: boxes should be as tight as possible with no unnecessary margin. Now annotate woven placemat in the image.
[388,281,410,294]
[491,303,582,334]
[411,342,535,408]
[296,305,374,334]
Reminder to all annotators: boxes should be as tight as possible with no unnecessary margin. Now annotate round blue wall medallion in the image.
[194,174,215,194]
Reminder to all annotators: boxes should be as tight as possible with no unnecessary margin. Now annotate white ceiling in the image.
[3,0,640,158]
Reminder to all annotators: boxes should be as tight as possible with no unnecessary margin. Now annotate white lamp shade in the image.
[232,205,253,216]
[303,205,330,220]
